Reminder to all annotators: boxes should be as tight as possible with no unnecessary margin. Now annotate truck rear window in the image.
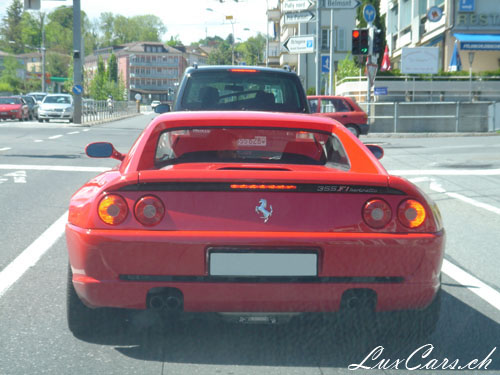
[180,70,308,113]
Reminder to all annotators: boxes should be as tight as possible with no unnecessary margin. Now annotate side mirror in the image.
[85,142,124,161]
[365,144,384,160]
[154,103,170,114]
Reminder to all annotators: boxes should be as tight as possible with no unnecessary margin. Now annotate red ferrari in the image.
[66,111,444,337]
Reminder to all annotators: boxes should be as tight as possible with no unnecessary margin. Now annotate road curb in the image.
[363,132,500,138]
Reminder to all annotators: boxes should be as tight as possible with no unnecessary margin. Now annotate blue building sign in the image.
[459,0,475,12]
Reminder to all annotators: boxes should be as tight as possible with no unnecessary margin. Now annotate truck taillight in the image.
[98,194,128,225]
[362,199,392,229]
[134,195,165,226]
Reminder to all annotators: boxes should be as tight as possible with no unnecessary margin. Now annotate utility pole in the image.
[41,18,46,92]
[72,0,82,124]
[315,0,321,95]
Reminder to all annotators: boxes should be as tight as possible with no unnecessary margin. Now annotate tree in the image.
[166,35,182,47]
[0,55,22,93]
[336,54,361,82]
[107,53,117,83]
[46,51,71,78]
[0,0,24,53]
[97,13,166,47]
[89,56,107,99]
[235,34,266,65]
[207,41,232,65]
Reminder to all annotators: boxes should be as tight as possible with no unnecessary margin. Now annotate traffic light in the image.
[352,29,369,55]
[352,29,361,55]
[360,29,369,55]
[373,29,383,54]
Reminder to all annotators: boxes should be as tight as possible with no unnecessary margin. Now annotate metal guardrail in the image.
[81,100,137,124]
[338,75,500,102]
[357,101,496,133]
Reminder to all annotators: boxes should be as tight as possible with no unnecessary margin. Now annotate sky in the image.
[0,0,278,45]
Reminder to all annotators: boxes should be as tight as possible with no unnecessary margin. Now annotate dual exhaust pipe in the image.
[147,288,183,312]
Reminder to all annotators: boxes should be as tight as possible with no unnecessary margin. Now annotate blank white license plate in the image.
[209,252,317,277]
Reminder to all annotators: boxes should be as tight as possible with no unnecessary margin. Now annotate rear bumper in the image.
[66,224,444,312]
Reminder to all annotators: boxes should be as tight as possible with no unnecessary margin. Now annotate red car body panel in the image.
[0,100,29,120]
[66,111,445,314]
[308,96,369,135]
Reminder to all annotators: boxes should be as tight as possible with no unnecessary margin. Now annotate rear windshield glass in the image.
[155,127,350,170]
[43,96,72,104]
[180,70,307,113]
[0,97,21,104]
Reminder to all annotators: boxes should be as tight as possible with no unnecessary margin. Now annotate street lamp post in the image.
[206,8,235,65]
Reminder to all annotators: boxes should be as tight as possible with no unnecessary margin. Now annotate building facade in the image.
[381,0,500,72]
[84,42,188,102]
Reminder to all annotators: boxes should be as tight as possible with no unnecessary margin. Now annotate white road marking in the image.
[0,211,67,298]
[48,135,63,139]
[34,139,43,143]
[4,171,27,183]
[0,147,12,152]
[408,176,500,311]
[443,260,500,311]
[82,129,90,132]
[67,131,79,135]
[0,164,110,172]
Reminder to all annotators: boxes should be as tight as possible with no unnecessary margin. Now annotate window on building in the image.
[321,29,330,50]
[400,0,411,29]
[389,5,399,34]
[337,28,346,51]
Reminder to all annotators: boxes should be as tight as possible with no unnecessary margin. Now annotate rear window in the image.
[155,127,349,170]
[43,96,72,104]
[180,70,307,113]
[0,97,21,104]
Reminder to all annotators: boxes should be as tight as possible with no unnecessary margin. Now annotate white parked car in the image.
[38,94,74,123]
[151,100,161,109]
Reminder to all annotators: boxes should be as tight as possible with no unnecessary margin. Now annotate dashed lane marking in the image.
[0,147,12,152]
[67,131,79,135]
[48,135,63,140]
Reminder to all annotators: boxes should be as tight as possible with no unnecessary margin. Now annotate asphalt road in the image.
[0,116,499,375]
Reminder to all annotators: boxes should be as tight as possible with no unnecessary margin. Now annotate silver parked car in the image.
[38,94,74,123]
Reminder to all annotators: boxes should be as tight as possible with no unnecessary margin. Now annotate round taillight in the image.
[363,199,392,229]
[134,195,165,226]
[398,199,426,228]
[98,194,128,225]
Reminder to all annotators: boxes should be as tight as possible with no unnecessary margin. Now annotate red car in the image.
[66,111,444,337]
[0,96,29,121]
[308,95,369,137]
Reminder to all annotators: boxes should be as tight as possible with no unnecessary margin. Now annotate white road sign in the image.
[283,35,315,54]
[282,0,314,12]
[284,10,316,24]
[323,0,361,9]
